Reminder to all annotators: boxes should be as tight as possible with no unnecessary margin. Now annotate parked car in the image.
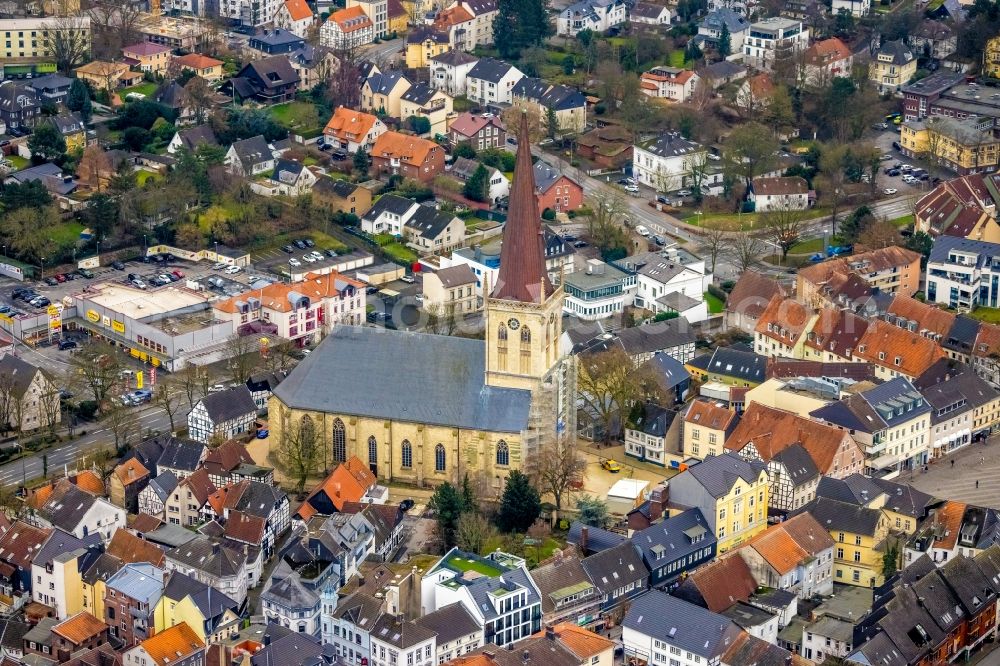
[574,240,589,248]
[884,188,898,195]
[281,244,295,253]
[289,258,301,267]
[624,184,639,193]
[325,249,338,258]
[294,239,307,249]
[130,279,147,290]
[111,261,126,271]
[400,274,415,283]
[676,189,692,196]
[30,296,50,307]
[303,239,315,248]
[171,270,185,280]
[601,459,622,473]
[399,499,415,512]
[43,277,58,286]
[58,339,77,351]
[302,254,316,263]
[656,195,671,205]
[225,265,241,275]
[635,225,650,237]
[54,273,67,283]
[653,235,666,246]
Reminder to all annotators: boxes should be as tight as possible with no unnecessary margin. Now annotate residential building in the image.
[801,37,854,87]
[48,612,109,662]
[73,61,142,91]
[326,591,383,662]
[667,451,769,552]
[466,58,524,107]
[254,158,318,197]
[404,206,465,254]
[431,6,476,51]
[917,366,1000,456]
[727,402,863,505]
[105,563,166,647]
[796,245,922,308]
[168,124,219,155]
[165,537,249,605]
[347,0,388,37]
[752,295,815,358]
[511,78,586,133]
[900,116,1000,175]
[528,551,601,627]
[321,7,375,49]
[139,472,178,518]
[221,56,300,105]
[163,468,215,527]
[685,346,767,388]
[225,135,276,177]
[913,174,1000,242]
[632,508,716,588]
[630,2,672,25]
[749,175,810,212]
[870,39,917,94]
[420,549,542,647]
[831,0,868,16]
[152,571,240,644]
[697,8,749,52]
[370,131,446,183]
[743,17,809,71]
[794,497,891,587]
[399,83,454,135]
[724,271,787,334]
[0,521,51,609]
[157,438,207,481]
[361,193,420,236]
[29,480,126,542]
[639,67,699,103]
[852,318,946,380]
[169,53,224,83]
[405,27,451,69]
[261,573,321,636]
[632,132,708,193]
[361,71,412,117]
[562,259,634,321]
[811,376,932,475]
[673,555,759,614]
[911,19,957,61]
[449,112,505,149]
[0,17,92,75]
[295,456,378,520]
[123,621,205,666]
[900,70,966,121]
[579,541,648,617]
[452,157,509,203]
[109,459,150,514]
[0,355,59,432]
[422,265,478,316]
[738,512,835,598]
[30,529,98,619]
[208,479,290,557]
[274,0,315,37]
[323,106,386,154]
[455,0,498,49]
[25,74,73,106]
[556,0,627,36]
[927,236,1000,311]
[614,247,712,321]
[122,42,171,75]
[682,399,738,460]
[622,591,743,666]
[414,603,483,664]
[187,386,257,444]
[40,113,87,154]
[248,29,304,54]
[313,177,373,217]
[533,160,584,213]
[624,403,681,467]
[429,50,479,96]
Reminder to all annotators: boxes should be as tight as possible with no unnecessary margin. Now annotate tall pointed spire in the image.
[491,112,553,304]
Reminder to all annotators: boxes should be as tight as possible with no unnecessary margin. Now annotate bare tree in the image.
[0,373,18,435]
[40,386,62,438]
[501,100,544,144]
[858,218,903,249]
[153,382,184,433]
[726,231,765,273]
[104,403,137,454]
[761,199,806,260]
[585,190,629,254]
[86,447,118,488]
[67,342,125,412]
[184,77,215,125]
[455,512,498,555]
[578,348,664,444]
[817,144,849,236]
[176,364,206,410]
[51,16,92,72]
[276,414,324,495]
[535,441,586,519]
[223,334,259,385]
[326,45,363,110]
[683,151,711,203]
[699,220,733,273]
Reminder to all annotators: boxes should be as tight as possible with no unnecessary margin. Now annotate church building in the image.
[268,115,577,490]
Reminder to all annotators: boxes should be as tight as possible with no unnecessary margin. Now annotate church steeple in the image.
[491,113,553,304]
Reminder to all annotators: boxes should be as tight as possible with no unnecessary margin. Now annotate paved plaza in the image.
[902,436,1000,508]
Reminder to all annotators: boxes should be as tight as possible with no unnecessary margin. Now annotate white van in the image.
[635,225,650,237]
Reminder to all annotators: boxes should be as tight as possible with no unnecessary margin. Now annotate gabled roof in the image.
[138,621,205,666]
[679,451,767,499]
[854,318,946,377]
[314,176,361,200]
[886,294,955,339]
[178,468,217,507]
[173,53,224,70]
[803,308,869,357]
[566,522,626,553]
[623,590,742,658]
[632,508,715,567]
[529,551,593,614]
[450,112,504,139]
[146,471,179,501]
[792,497,884,536]
[803,37,851,65]
[512,77,586,111]
[123,41,171,57]
[755,295,812,345]
[752,175,808,196]
[726,402,856,475]
[0,355,45,398]
[114,458,150,486]
[743,512,834,575]
[203,440,256,477]
[324,106,380,141]
[414,602,481,644]
[106,562,166,604]
[107,529,165,567]
[580,540,647,595]
[725,270,786,321]
[365,70,411,95]
[52,612,107,645]
[684,399,737,431]
[816,473,884,506]
[230,135,274,170]
[700,347,767,384]
[299,455,376,518]
[329,6,374,32]
[371,131,440,167]
[468,57,519,84]
[167,537,246,579]
[674,555,757,612]
[430,264,477,288]
[262,572,319,610]
[283,0,313,20]
[0,522,51,570]
[878,39,915,65]
[798,246,921,286]
[198,385,257,423]
[369,613,436,649]
[223,511,266,546]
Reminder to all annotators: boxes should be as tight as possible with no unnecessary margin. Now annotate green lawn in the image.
[270,230,348,254]
[268,101,323,133]
[453,96,474,113]
[971,307,1000,324]
[668,49,686,68]
[704,291,725,314]
[5,154,29,170]
[524,537,562,568]
[444,552,503,577]
[51,221,86,245]
[197,201,242,232]
[381,242,418,265]
[789,238,825,254]
[120,82,158,99]
[890,214,914,228]
[136,171,161,186]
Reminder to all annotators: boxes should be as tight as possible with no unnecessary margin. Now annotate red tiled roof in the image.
[752,176,808,196]
[283,0,313,21]
[755,295,812,345]
[107,528,165,567]
[298,455,376,517]
[0,522,52,570]
[742,513,834,575]
[679,556,757,612]
[684,399,737,431]
[52,612,108,645]
[223,510,266,546]
[886,294,955,338]
[854,319,946,378]
[172,53,224,70]
[725,270,786,321]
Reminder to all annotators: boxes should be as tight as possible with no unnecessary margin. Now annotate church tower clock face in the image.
[507,318,520,330]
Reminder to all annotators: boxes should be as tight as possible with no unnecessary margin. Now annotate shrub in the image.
[541,208,556,220]
[707,283,728,302]
[76,401,99,420]
[654,311,680,322]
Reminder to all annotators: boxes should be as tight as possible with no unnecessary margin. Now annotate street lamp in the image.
[143,235,147,257]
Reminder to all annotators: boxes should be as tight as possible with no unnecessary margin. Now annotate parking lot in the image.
[872,126,947,197]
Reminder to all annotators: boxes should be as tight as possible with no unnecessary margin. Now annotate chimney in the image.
[649,485,666,523]
[580,526,589,553]
[212,543,221,555]
[544,625,556,640]
[263,634,271,646]
[522,649,530,661]
[128,466,135,480]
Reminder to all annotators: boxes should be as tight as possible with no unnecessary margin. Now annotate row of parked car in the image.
[11,287,51,309]
[120,389,152,406]
[126,270,185,290]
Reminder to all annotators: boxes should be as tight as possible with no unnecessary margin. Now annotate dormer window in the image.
[878,351,885,360]
[894,357,901,366]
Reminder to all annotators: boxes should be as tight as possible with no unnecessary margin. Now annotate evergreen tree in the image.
[463,164,490,202]
[461,473,476,511]
[496,470,542,533]
[576,495,610,528]
[28,124,66,161]
[453,142,477,159]
[494,0,553,59]
[429,481,465,550]
[718,23,732,58]
[354,147,369,178]
[67,79,92,123]
[545,105,559,141]
[685,40,703,64]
